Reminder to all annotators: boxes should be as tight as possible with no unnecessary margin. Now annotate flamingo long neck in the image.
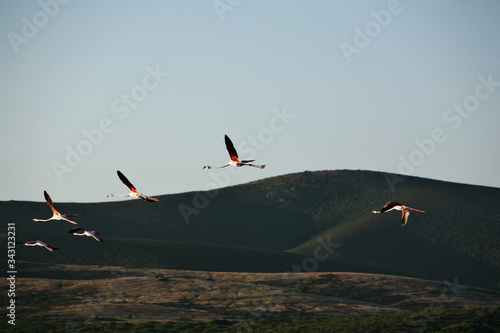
[109,193,131,197]
[33,218,52,222]
[209,164,229,169]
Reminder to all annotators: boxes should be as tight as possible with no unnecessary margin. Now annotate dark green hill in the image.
[6,230,373,275]
[283,171,500,289]
[2,170,499,289]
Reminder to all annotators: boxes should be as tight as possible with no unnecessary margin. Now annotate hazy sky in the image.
[1,0,499,203]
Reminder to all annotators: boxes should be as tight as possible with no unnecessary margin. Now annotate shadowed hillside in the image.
[6,230,373,275]
[2,170,499,289]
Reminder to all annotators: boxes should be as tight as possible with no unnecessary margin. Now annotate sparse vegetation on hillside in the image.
[2,170,499,289]
[3,307,500,333]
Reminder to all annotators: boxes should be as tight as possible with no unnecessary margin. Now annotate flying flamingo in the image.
[107,170,159,202]
[69,226,103,242]
[33,191,82,224]
[16,240,58,252]
[203,135,266,169]
[371,201,426,226]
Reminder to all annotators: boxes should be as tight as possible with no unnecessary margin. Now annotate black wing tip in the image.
[117,170,129,180]
[224,135,238,158]
[69,226,83,233]
[117,170,129,181]
[117,170,131,183]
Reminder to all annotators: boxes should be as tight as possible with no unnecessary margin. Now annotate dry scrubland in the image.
[18,263,500,323]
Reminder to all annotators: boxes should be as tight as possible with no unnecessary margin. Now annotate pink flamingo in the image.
[69,226,103,242]
[33,191,82,224]
[203,135,266,169]
[371,201,426,226]
[107,170,159,202]
[16,240,58,252]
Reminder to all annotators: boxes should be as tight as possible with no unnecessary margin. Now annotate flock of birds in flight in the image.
[18,135,426,252]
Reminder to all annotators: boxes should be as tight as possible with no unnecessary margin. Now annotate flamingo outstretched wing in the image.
[372,201,401,214]
[117,171,138,193]
[44,191,60,216]
[401,209,410,226]
[381,201,401,212]
[225,135,240,162]
[62,213,83,218]
[69,226,85,234]
[38,241,58,252]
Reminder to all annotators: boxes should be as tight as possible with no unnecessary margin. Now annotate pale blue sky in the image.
[1,0,499,202]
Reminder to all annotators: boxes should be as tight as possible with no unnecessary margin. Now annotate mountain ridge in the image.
[2,169,499,289]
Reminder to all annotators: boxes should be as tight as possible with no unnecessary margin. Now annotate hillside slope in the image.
[2,170,499,289]
[5,264,500,332]
[6,230,373,274]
